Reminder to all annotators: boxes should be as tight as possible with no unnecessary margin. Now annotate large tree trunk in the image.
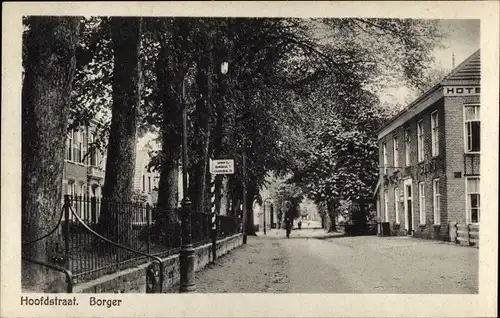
[22,16,80,292]
[326,198,338,232]
[228,175,242,216]
[154,21,185,245]
[156,40,181,213]
[190,32,213,215]
[99,17,142,245]
[219,176,229,215]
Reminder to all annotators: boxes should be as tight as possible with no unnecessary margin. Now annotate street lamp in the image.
[179,76,195,293]
[220,61,229,75]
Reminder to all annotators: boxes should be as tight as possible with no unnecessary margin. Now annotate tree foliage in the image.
[22,16,448,254]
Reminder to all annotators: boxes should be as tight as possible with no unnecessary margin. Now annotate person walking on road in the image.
[283,201,294,239]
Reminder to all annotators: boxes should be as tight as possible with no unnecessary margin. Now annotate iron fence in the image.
[217,215,242,238]
[64,196,175,283]
[62,196,242,283]
[191,211,212,246]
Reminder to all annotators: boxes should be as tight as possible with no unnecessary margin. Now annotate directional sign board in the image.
[210,159,234,175]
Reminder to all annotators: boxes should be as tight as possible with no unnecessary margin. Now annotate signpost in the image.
[209,159,234,263]
[210,159,235,174]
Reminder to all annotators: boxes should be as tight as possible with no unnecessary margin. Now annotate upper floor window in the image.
[382,142,387,175]
[431,111,439,157]
[464,105,480,153]
[393,136,399,169]
[148,176,151,192]
[89,133,97,166]
[66,130,74,161]
[417,120,424,162]
[404,128,410,166]
[142,175,146,192]
[78,131,85,163]
[466,177,480,224]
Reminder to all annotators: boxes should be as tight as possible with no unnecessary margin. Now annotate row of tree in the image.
[22,16,445,290]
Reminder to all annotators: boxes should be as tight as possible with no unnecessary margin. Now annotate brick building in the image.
[375,50,480,243]
[62,122,161,220]
[62,119,106,222]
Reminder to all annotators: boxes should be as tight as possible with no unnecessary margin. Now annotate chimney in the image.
[452,52,456,68]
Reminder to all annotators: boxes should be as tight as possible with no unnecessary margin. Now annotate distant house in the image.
[133,138,160,206]
[62,126,162,221]
[62,119,106,222]
[375,50,480,245]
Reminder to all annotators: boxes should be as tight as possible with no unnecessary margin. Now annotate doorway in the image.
[404,179,413,235]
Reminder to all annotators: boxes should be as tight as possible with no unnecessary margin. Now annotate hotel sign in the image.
[443,86,480,96]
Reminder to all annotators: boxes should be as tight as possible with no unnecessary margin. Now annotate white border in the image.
[2,2,498,318]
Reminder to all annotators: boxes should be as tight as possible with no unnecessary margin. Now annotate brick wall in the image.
[378,93,482,242]
[444,95,480,225]
[378,98,451,240]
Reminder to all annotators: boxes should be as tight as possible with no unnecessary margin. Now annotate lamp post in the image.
[211,55,229,264]
[242,149,247,244]
[179,78,195,293]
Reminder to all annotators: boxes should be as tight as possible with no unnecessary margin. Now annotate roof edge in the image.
[377,49,480,136]
[377,83,441,135]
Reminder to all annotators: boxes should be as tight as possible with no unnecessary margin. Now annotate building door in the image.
[376,197,381,235]
[270,205,275,228]
[404,179,413,235]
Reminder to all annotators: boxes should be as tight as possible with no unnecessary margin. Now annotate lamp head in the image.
[220,61,229,75]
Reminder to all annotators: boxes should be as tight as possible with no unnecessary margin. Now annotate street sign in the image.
[210,159,234,175]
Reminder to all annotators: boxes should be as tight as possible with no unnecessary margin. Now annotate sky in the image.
[380,19,480,107]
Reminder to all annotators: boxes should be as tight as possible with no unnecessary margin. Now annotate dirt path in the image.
[194,234,289,293]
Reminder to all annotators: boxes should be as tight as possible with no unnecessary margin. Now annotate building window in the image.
[67,181,76,216]
[433,179,440,225]
[466,177,480,224]
[464,105,480,153]
[89,133,97,166]
[66,130,74,161]
[393,136,399,169]
[142,175,145,192]
[431,111,439,157]
[404,128,410,166]
[382,142,387,175]
[68,181,75,197]
[148,176,151,192]
[78,131,85,163]
[418,182,425,224]
[417,120,424,162]
[394,187,400,224]
[80,183,86,198]
[384,190,389,221]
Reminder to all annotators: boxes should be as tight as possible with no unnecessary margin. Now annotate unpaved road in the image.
[195,229,478,294]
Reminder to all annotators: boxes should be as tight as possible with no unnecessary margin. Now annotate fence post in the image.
[63,195,71,269]
[146,203,151,255]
